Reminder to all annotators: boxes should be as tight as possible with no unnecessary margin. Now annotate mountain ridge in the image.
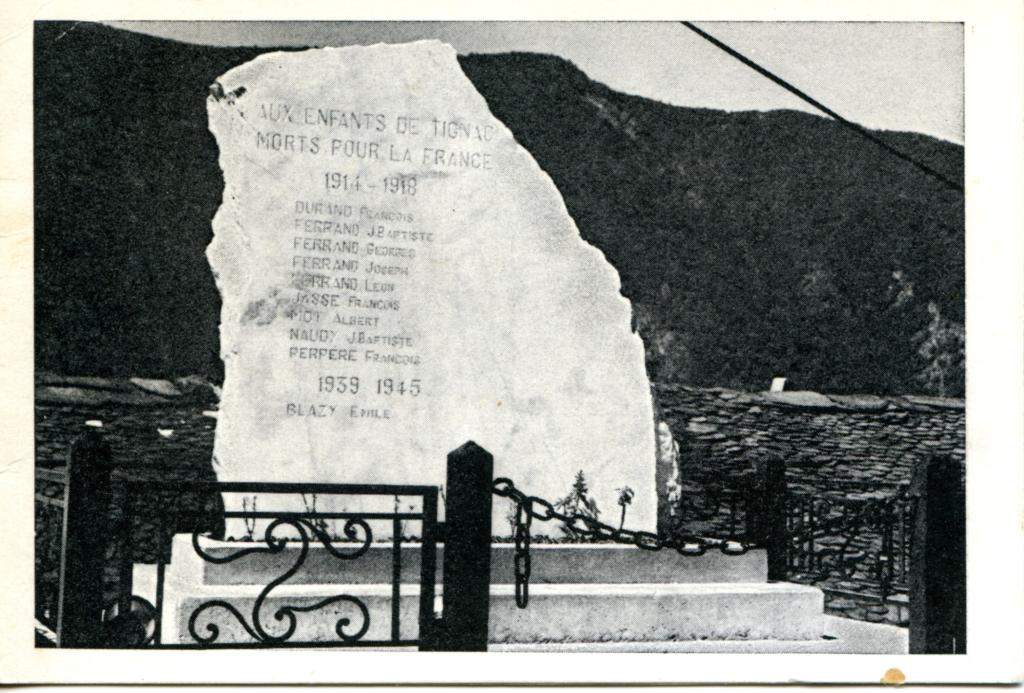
[34,21,964,396]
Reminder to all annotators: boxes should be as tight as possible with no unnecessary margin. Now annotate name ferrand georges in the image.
[242,101,496,421]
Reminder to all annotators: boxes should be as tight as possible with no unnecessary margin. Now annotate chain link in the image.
[493,477,753,608]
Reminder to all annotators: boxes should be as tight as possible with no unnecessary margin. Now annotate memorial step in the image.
[171,535,766,586]
[137,535,813,647]
[491,616,908,654]
[157,581,823,646]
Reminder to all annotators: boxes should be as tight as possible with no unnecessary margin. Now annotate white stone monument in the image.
[207,42,656,535]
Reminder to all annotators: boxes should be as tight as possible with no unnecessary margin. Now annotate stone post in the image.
[909,455,966,654]
[437,441,493,651]
[56,430,113,647]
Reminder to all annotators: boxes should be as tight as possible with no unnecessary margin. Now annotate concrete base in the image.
[164,582,822,645]
[169,584,423,644]
[489,583,822,643]
[138,534,823,646]
[492,616,908,654]
[178,536,767,585]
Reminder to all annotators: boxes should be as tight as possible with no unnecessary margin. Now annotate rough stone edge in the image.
[206,40,651,394]
[202,43,659,526]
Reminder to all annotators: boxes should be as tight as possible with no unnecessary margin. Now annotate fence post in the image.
[437,440,493,651]
[56,430,113,647]
[750,454,788,582]
[909,454,966,654]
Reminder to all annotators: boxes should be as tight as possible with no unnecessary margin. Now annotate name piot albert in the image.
[243,101,496,421]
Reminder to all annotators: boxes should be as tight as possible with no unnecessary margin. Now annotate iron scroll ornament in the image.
[187,517,373,644]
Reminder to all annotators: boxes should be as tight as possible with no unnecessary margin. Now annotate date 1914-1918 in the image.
[324,172,417,196]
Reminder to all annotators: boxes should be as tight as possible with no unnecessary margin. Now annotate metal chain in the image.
[493,477,753,608]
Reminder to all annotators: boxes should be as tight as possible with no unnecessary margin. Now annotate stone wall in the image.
[654,384,964,497]
[35,379,966,625]
[36,380,967,533]
[653,384,964,625]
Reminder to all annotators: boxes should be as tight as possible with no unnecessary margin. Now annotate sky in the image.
[106,21,964,144]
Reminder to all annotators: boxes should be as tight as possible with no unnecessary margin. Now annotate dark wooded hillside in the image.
[34,22,964,395]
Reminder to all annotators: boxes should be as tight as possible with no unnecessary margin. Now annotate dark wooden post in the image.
[750,454,788,582]
[909,455,966,654]
[437,441,493,651]
[56,430,113,648]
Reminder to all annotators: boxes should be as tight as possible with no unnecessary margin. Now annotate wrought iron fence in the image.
[35,429,964,653]
[113,480,440,648]
[670,481,756,542]
[34,467,68,639]
[785,485,914,600]
[38,433,501,651]
[669,471,914,601]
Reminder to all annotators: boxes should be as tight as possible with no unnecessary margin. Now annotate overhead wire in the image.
[680,21,964,193]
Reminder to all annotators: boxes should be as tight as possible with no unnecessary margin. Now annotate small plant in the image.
[505,498,519,537]
[241,495,257,541]
[554,470,600,540]
[301,492,330,535]
[616,486,635,530]
[391,495,403,539]
[391,495,417,539]
[405,502,416,540]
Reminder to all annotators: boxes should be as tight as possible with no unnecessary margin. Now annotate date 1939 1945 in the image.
[317,375,422,396]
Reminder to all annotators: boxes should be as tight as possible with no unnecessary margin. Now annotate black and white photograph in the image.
[2,1,1022,686]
